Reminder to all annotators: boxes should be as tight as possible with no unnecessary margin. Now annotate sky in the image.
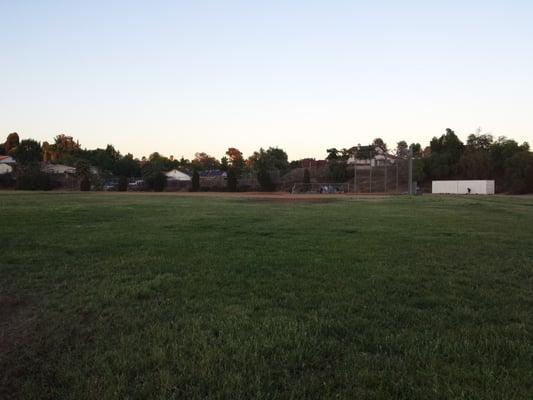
[1,0,532,161]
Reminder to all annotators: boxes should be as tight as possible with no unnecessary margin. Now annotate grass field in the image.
[1,192,532,399]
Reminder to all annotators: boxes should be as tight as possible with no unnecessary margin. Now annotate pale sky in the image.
[1,0,532,160]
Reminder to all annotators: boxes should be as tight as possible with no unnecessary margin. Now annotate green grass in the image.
[1,192,532,399]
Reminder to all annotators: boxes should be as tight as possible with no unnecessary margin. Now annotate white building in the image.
[432,180,495,195]
[165,169,191,181]
[42,163,76,175]
[0,164,12,174]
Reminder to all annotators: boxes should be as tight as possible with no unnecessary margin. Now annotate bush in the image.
[15,165,52,190]
[143,171,167,192]
[0,173,14,188]
[257,168,275,191]
[80,177,91,191]
[303,168,311,191]
[227,169,238,192]
[191,170,200,192]
[118,176,128,192]
[151,172,167,192]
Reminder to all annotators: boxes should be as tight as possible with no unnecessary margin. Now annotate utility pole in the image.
[408,146,413,195]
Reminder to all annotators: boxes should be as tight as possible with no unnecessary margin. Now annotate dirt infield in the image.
[105,191,397,201]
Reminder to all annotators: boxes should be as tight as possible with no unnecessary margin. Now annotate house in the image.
[41,163,78,189]
[199,170,227,189]
[0,156,16,175]
[300,159,328,169]
[347,147,397,167]
[0,164,12,174]
[0,155,16,165]
[42,163,76,175]
[165,169,191,191]
[165,169,191,181]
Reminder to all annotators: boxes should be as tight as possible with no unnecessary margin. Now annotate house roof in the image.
[0,156,16,164]
[199,169,227,177]
[42,163,76,174]
[0,164,12,174]
[165,169,191,181]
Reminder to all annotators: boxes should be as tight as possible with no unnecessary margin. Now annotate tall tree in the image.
[13,139,42,164]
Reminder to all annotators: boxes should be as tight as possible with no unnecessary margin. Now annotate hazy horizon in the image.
[2,1,532,161]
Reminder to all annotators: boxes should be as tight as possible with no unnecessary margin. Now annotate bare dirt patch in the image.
[99,190,397,202]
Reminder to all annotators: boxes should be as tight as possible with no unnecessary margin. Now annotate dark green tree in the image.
[13,139,42,164]
[191,170,200,191]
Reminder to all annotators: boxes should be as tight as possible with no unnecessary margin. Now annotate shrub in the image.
[257,168,275,191]
[151,172,167,192]
[80,177,91,191]
[118,176,128,192]
[227,168,238,192]
[303,168,311,191]
[191,170,200,192]
[15,165,52,190]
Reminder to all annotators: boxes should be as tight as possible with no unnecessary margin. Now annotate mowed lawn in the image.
[1,193,532,399]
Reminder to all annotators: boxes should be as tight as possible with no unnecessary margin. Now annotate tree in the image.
[257,167,274,191]
[76,159,92,191]
[425,128,464,179]
[326,148,340,161]
[410,143,422,157]
[118,175,128,192]
[4,132,20,154]
[223,147,245,191]
[54,134,80,154]
[504,151,532,194]
[191,170,200,191]
[227,168,238,192]
[248,147,289,190]
[489,137,528,181]
[12,139,50,190]
[192,152,219,170]
[396,141,409,158]
[116,154,141,178]
[303,168,311,191]
[142,162,167,191]
[459,133,493,179]
[13,139,42,164]
[226,147,245,170]
[372,138,387,153]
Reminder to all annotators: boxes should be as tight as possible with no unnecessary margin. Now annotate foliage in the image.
[4,132,20,154]
[191,170,200,191]
[327,161,347,182]
[118,176,128,192]
[192,152,219,170]
[142,163,167,192]
[75,159,91,178]
[257,167,275,191]
[15,164,52,190]
[249,147,289,174]
[226,168,238,192]
[13,139,42,164]
[504,151,533,194]
[80,176,91,191]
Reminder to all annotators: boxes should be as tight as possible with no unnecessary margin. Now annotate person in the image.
[467,187,471,194]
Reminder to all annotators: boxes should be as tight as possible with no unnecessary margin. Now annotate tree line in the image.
[1,129,532,193]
